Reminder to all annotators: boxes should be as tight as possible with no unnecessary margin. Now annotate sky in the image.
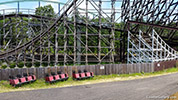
[0,0,122,22]
[0,0,67,13]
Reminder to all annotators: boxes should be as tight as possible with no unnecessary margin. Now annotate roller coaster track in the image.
[1,0,178,66]
[0,0,78,59]
[127,29,178,63]
[0,14,124,32]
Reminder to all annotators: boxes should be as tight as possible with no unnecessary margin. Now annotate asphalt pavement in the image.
[1,73,178,100]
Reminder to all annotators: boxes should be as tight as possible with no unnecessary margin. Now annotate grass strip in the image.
[0,67,178,93]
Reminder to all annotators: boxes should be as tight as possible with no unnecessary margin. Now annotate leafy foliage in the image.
[35,5,56,17]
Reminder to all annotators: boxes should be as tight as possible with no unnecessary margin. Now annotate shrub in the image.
[2,65,7,69]
[26,63,32,68]
[42,63,48,67]
[18,62,24,68]
[34,62,40,67]
[50,62,54,67]
[9,63,16,68]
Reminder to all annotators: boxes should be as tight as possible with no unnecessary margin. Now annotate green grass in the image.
[1,67,178,93]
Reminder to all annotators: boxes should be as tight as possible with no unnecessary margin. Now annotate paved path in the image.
[1,73,178,100]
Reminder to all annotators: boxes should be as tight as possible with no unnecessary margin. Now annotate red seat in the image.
[86,72,91,77]
[54,75,60,80]
[19,77,27,83]
[27,76,33,82]
[60,74,65,79]
[73,73,80,79]
[90,72,94,77]
[32,75,36,80]
[9,75,21,87]
[10,79,20,85]
[80,73,86,78]
[45,76,54,82]
[65,73,69,78]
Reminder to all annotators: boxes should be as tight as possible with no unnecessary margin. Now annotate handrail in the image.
[0,0,66,5]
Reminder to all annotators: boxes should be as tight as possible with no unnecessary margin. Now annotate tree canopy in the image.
[35,5,55,17]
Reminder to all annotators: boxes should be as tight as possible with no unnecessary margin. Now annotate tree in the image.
[35,5,56,17]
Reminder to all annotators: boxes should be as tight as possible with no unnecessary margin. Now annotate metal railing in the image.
[127,29,178,64]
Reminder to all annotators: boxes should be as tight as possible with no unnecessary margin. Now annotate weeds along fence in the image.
[0,60,177,81]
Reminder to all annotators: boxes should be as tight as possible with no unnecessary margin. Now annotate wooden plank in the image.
[115,64,118,74]
[39,67,45,79]
[44,67,48,75]
[9,69,14,76]
[0,69,2,81]
[110,64,113,74]
[59,66,65,73]
[79,65,86,72]
[118,64,122,74]
[67,66,72,77]
[36,67,45,79]
[130,64,134,74]
[109,64,112,75]
[1,69,9,80]
[135,64,138,73]
[22,68,28,74]
[144,63,147,73]
[19,68,23,75]
[33,68,36,76]
[116,64,119,74]
[88,65,93,74]
[72,66,77,74]
[85,65,90,72]
[145,64,147,73]
[76,66,81,72]
[112,64,116,74]
[127,64,131,74]
[91,65,96,75]
[150,63,152,72]
[126,64,131,74]
[36,68,40,79]
[99,65,105,75]
[47,67,51,74]
[105,64,109,75]
[123,64,127,74]
[149,63,152,72]
[140,63,143,73]
[28,68,36,76]
[152,63,155,72]
[63,66,67,73]
[87,65,90,72]
[56,67,60,73]
[130,64,133,73]
[132,64,135,73]
[14,68,19,76]
[1,69,5,80]
[139,63,141,73]
[50,67,57,73]
[146,63,149,73]
[128,64,131,74]
[145,63,148,72]
[145,63,147,72]
[95,65,99,75]
[119,64,122,74]
[147,63,150,72]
